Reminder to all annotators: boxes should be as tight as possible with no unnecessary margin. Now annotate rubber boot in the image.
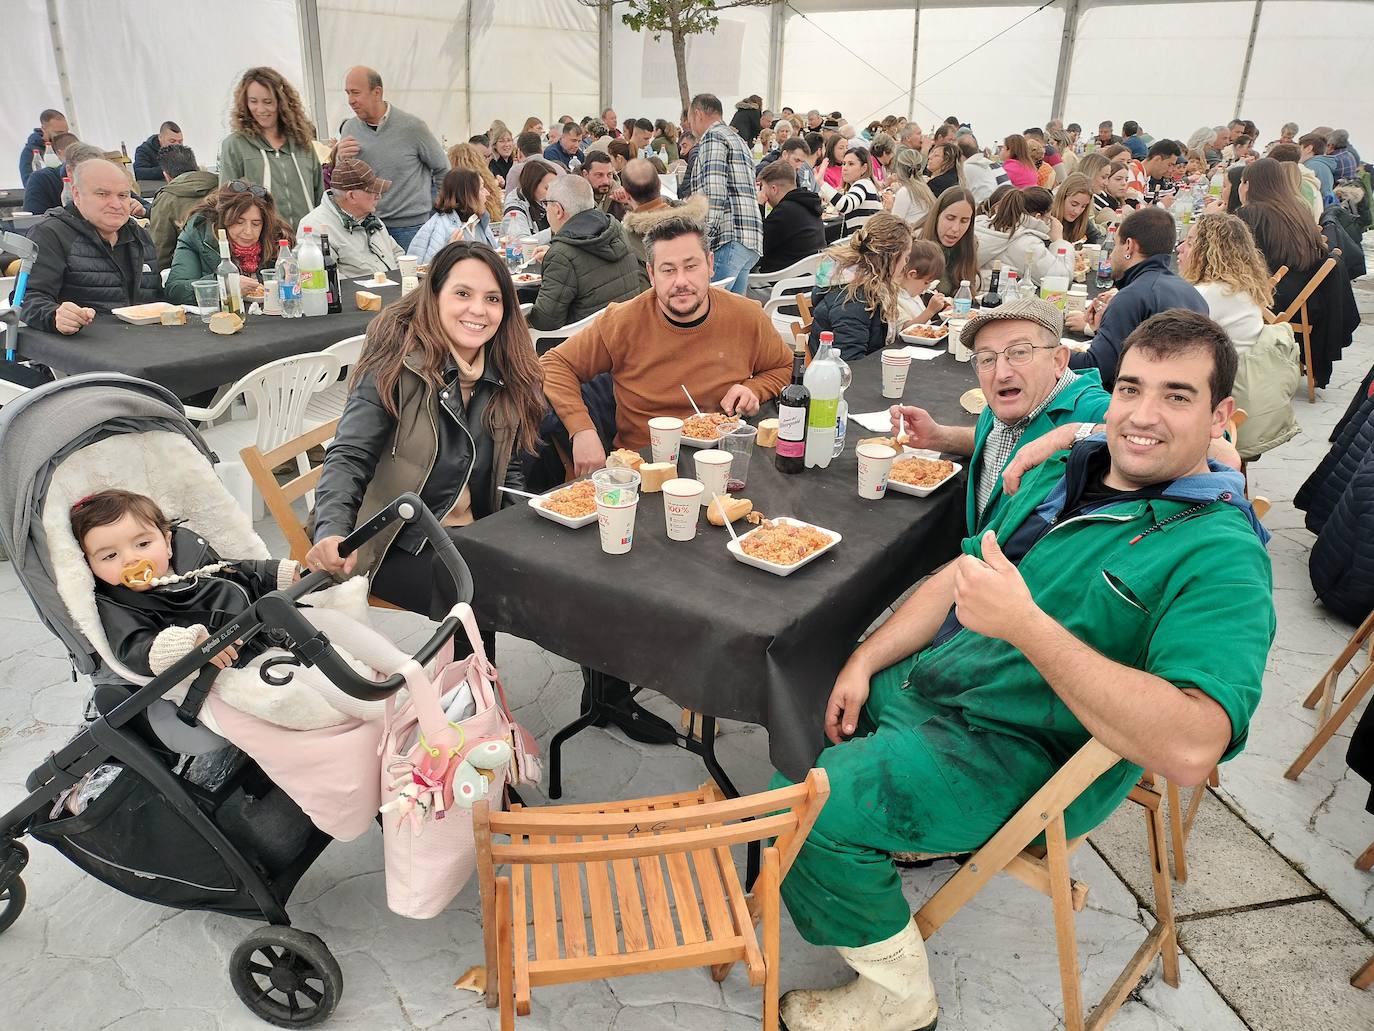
[780,918,938,1031]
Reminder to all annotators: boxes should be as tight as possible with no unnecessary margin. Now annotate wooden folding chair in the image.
[239,419,403,610]
[1285,607,1374,780]
[915,740,1178,1031]
[475,771,830,1030]
[1264,256,1337,403]
[1354,953,1374,990]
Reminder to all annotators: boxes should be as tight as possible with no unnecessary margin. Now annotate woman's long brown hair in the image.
[230,67,314,149]
[1051,173,1095,243]
[920,187,979,291]
[446,143,503,220]
[1239,157,1326,271]
[351,242,545,454]
[187,183,293,264]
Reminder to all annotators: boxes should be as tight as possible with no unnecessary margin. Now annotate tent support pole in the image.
[600,4,614,112]
[768,1,786,113]
[295,0,328,140]
[465,1,474,137]
[1050,0,1080,124]
[907,1,921,123]
[45,0,78,136]
[1235,0,1264,120]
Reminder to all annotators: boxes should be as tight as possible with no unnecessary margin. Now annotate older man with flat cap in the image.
[298,156,403,280]
[891,297,1110,533]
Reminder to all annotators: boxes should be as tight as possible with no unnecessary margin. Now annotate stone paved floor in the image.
[2,271,1373,1029]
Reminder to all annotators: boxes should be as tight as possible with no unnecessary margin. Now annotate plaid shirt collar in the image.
[975,368,1078,517]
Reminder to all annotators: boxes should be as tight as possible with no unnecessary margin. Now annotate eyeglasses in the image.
[228,179,270,200]
[970,342,1057,372]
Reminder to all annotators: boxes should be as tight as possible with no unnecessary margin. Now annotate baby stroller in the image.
[0,373,473,1027]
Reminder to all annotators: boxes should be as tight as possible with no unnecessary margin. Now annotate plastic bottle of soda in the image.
[298,228,327,317]
[276,239,303,318]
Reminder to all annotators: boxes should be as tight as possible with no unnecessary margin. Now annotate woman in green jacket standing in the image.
[217,67,323,231]
[164,182,294,304]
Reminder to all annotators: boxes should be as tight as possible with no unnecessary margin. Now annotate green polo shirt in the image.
[966,368,1111,534]
[902,450,1274,840]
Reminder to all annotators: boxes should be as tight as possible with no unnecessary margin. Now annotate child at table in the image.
[73,488,405,729]
[896,240,950,329]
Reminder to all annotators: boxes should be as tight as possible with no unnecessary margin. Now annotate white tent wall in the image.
[4,0,63,181]
[1242,1,1374,149]
[6,0,301,189]
[1064,1,1254,141]
[609,6,773,125]
[779,9,916,123]
[468,0,599,137]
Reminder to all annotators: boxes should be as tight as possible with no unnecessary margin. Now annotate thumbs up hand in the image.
[953,532,1037,644]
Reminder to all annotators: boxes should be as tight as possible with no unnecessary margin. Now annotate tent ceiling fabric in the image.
[5,0,1371,190]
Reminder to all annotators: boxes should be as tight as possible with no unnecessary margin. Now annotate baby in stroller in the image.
[73,487,395,727]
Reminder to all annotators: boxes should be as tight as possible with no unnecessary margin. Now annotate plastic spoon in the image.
[680,384,703,417]
[497,486,541,500]
[711,493,741,545]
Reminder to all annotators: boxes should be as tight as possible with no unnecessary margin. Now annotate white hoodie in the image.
[962,152,1010,205]
[973,214,1062,283]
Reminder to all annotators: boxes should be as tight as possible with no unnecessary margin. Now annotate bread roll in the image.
[638,462,676,492]
[355,290,382,311]
[208,311,243,335]
[706,495,752,526]
[756,418,779,447]
[606,449,644,471]
[159,308,187,326]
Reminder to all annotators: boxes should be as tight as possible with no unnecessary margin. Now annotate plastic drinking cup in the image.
[881,352,912,399]
[591,467,640,555]
[648,416,684,464]
[693,450,732,500]
[191,279,220,324]
[520,236,540,264]
[260,269,281,315]
[717,424,757,490]
[662,478,705,541]
[856,443,898,499]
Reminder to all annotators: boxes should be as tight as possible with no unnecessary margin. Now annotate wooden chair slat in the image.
[526,938,748,987]
[663,849,706,945]
[556,858,588,959]
[691,847,734,943]
[529,835,560,962]
[492,812,797,864]
[610,843,650,954]
[583,850,620,957]
[488,782,810,836]
[717,844,765,985]
[636,853,678,950]
[510,860,532,1014]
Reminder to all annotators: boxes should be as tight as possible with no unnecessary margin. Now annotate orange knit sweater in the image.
[540,288,794,449]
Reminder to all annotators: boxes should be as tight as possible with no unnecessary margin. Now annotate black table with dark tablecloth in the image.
[17,281,386,398]
[454,349,980,781]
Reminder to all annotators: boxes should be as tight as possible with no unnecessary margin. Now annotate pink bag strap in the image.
[443,602,501,713]
[398,659,460,758]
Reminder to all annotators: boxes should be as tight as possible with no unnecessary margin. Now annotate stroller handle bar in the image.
[160,494,474,704]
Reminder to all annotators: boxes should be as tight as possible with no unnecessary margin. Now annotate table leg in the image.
[546,670,612,800]
[678,716,758,887]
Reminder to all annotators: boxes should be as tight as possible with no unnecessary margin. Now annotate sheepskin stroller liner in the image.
[0,374,473,1027]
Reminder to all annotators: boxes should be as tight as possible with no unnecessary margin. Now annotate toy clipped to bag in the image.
[379,601,541,918]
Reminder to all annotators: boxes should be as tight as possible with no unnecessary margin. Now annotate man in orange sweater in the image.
[541,214,794,475]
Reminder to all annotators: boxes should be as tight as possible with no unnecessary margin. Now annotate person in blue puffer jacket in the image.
[408,169,498,264]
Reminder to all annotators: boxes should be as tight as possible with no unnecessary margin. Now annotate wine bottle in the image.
[775,340,810,475]
[215,229,244,316]
[980,261,1003,309]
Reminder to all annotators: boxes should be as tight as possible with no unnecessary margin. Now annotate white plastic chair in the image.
[746,252,822,292]
[302,334,366,429]
[159,268,170,287]
[185,352,342,517]
[0,377,31,405]
[525,306,605,353]
[710,274,735,289]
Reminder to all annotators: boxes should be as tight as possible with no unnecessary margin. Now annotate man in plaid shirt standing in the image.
[687,93,764,294]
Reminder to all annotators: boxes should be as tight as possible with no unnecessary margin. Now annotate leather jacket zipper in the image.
[437,387,477,523]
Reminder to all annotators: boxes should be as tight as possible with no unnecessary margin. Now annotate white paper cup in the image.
[693,450,733,499]
[596,498,638,554]
[662,478,704,541]
[398,255,419,278]
[648,416,685,464]
[881,352,912,399]
[856,443,898,499]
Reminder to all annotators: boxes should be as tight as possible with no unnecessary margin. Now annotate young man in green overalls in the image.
[776,309,1275,1031]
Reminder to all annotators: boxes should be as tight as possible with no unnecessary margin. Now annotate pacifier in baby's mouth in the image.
[120,560,157,590]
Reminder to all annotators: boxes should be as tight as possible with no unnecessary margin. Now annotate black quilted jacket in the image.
[20,204,161,333]
[1295,388,1374,622]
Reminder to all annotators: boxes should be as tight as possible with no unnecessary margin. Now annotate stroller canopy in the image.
[0,374,219,675]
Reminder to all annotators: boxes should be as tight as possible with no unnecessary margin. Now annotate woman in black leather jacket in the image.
[306,242,545,617]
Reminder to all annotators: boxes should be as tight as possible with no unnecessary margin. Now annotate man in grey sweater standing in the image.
[336,67,448,253]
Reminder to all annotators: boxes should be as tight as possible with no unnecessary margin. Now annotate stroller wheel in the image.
[230,927,343,1027]
[0,876,26,936]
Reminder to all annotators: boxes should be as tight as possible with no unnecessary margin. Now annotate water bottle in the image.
[953,280,973,317]
[1096,226,1116,289]
[803,333,842,469]
[298,228,327,317]
[830,347,852,460]
[43,143,59,169]
[30,149,43,175]
[276,240,302,318]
